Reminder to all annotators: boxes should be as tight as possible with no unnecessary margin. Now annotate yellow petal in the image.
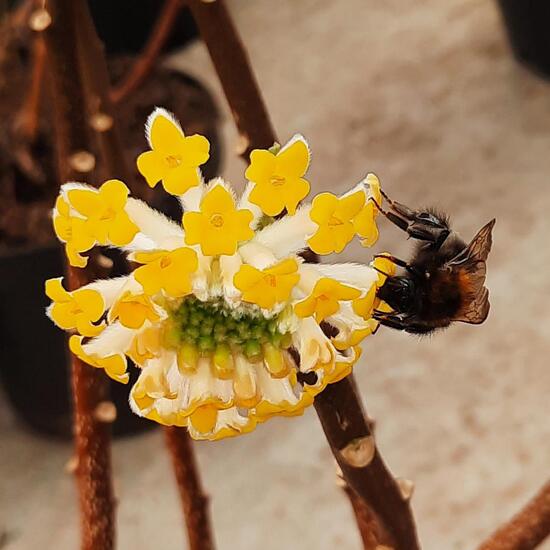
[75,317,105,337]
[181,134,210,167]
[309,193,338,224]
[248,181,286,217]
[336,191,365,220]
[352,285,377,319]
[107,212,139,246]
[189,405,218,434]
[149,112,186,154]
[55,195,70,216]
[69,218,96,252]
[50,302,78,330]
[99,179,129,210]
[73,288,104,321]
[45,278,70,302]
[66,246,88,268]
[227,209,254,242]
[136,150,167,187]
[276,138,310,178]
[293,295,317,319]
[282,177,310,215]
[162,165,200,195]
[200,184,235,215]
[182,211,205,248]
[245,149,276,184]
[354,202,379,246]
[307,225,337,255]
[67,188,100,217]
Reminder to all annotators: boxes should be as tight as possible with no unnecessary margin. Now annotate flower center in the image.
[164,297,291,360]
[165,155,182,168]
[100,207,116,221]
[160,257,172,268]
[209,214,224,228]
[265,274,277,287]
[328,215,343,226]
[269,175,286,187]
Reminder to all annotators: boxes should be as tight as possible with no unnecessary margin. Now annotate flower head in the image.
[245,136,310,216]
[46,108,387,441]
[308,190,365,254]
[294,277,361,323]
[65,179,139,246]
[137,108,210,195]
[233,258,300,310]
[183,181,254,256]
[46,278,105,337]
[53,196,96,267]
[354,173,383,247]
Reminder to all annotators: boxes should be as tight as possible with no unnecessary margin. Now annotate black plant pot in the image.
[0,244,152,438]
[497,0,550,78]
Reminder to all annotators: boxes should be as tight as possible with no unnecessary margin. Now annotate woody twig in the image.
[477,480,550,550]
[185,1,420,548]
[72,0,134,190]
[315,377,420,550]
[42,0,115,548]
[165,427,216,550]
[185,0,276,160]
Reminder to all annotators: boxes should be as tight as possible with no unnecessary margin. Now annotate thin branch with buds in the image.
[42,1,115,548]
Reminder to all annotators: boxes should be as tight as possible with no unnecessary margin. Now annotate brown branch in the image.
[339,474,394,550]
[164,427,216,550]
[477,481,550,550]
[185,0,276,160]
[314,376,421,550]
[71,0,134,190]
[186,2,419,547]
[43,1,115,548]
[110,0,183,105]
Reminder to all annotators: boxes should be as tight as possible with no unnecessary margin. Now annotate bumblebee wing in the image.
[448,218,496,265]
[447,219,495,324]
[452,261,490,324]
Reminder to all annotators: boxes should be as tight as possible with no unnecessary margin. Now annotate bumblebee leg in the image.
[373,254,424,278]
[373,311,432,334]
[375,192,450,248]
[371,198,410,232]
[372,312,409,331]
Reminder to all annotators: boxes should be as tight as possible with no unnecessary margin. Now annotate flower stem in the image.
[110,0,183,105]
[165,427,216,550]
[43,0,115,548]
[184,0,277,160]
[476,480,550,550]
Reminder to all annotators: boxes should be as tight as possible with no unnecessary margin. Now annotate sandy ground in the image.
[2,0,550,549]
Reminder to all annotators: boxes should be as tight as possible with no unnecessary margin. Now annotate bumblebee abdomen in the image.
[419,270,463,320]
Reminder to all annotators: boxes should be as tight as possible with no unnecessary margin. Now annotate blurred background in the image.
[1,0,550,548]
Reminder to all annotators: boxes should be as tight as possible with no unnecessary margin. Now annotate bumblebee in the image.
[373,190,495,334]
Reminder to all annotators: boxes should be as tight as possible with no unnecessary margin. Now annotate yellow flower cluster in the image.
[46,108,391,440]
